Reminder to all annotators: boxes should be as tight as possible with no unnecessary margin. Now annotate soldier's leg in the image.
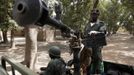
[90,47,104,74]
[89,47,97,74]
[95,47,104,74]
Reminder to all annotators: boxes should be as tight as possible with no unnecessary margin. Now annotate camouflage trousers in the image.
[87,46,104,75]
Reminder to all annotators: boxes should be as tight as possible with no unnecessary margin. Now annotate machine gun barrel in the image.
[13,0,72,35]
[36,1,71,33]
[42,16,71,34]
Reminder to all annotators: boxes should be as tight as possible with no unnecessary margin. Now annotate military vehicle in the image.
[0,0,133,75]
[0,56,37,75]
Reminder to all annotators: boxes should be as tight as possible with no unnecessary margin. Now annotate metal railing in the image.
[1,56,38,75]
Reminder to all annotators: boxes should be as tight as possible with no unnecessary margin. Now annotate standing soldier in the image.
[41,46,66,75]
[83,9,107,75]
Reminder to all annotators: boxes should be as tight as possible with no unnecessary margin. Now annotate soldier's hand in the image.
[61,32,71,38]
[67,59,73,66]
[88,31,100,35]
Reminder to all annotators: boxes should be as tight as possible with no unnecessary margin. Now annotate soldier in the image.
[41,46,66,75]
[83,9,107,75]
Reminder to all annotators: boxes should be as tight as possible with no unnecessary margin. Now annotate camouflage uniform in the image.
[44,58,66,75]
[42,46,66,75]
[83,20,106,74]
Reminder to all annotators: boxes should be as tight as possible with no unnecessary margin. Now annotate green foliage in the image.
[1,0,133,35]
[98,0,133,34]
[0,0,15,31]
[121,0,134,35]
[61,0,134,35]
[61,0,93,31]
[98,0,134,35]
[121,0,134,11]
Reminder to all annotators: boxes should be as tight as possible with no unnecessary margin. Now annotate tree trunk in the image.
[107,30,111,36]
[46,27,55,42]
[37,27,46,41]
[10,29,16,49]
[0,31,2,42]
[112,26,119,34]
[2,30,8,43]
[132,33,134,36]
[24,26,38,71]
[132,29,134,36]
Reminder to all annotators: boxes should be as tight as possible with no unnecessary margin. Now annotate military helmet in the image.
[49,46,61,58]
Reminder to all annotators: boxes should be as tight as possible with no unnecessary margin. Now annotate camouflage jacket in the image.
[43,58,66,75]
[83,20,107,47]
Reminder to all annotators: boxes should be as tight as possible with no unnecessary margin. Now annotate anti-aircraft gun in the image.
[12,0,81,75]
[0,0,133,75]
[12,0,134,75]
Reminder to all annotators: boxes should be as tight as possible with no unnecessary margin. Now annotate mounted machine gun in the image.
[12,0,134,75]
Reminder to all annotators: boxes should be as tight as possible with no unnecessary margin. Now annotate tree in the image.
[0,0,9,43]
[121,0,134,35]
[0,0,15,43]
[99,0,125,35]
[98,0,134,35]
[23,25,38,70]
[10,21,17,49]
[61,0,93,31]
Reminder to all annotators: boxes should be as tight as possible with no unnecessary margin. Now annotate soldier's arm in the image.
[82,23,90,38]
[99,21,107,34]
[43,60,55,75]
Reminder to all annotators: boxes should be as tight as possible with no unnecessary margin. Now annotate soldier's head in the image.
[90,9,100,22]
[49,46,61,59]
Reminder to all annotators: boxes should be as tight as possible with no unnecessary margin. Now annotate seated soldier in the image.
[40,46,66,75]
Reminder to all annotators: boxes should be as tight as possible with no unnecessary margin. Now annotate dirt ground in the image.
[0,32,134,72]
[103,33,134,65]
